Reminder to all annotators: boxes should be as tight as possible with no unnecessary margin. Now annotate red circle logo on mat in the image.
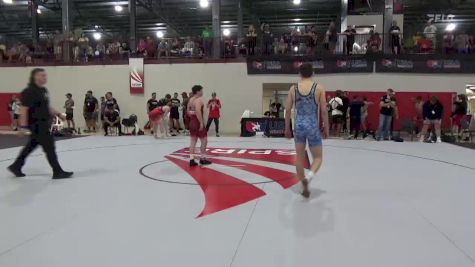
[163,148,309,218]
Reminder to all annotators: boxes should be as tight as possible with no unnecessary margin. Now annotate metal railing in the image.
[1,32,474,66]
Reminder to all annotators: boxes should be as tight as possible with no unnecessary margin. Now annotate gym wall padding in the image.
[326,91,456,131]
[0,93,20,126]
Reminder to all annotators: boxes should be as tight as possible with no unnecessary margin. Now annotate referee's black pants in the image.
[12,123,63,174]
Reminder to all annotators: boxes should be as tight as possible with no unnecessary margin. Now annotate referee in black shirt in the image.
[8,68,73,179]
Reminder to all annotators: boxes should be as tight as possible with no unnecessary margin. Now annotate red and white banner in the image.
[129,57,144,94]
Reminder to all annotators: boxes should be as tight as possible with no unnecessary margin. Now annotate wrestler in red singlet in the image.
[187,85,211,166]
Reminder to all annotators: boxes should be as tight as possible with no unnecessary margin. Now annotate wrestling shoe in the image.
[189,160,198,167]
[199,159,212,165]
[301,179,310,199]
[7,165,26,177]
[52,171,74,179]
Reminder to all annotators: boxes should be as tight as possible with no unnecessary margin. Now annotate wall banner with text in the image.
[129,57,145,94]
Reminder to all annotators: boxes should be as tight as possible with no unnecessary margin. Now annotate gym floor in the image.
[1,136,474,267]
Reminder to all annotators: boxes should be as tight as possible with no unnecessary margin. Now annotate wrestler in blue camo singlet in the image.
[294,82,322,147]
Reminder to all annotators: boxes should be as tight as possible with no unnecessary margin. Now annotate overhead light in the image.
[199,0,209,8]
[3,0,13,4]
[156,30,164,38]
[293,0,301,5]
[93,32,102,40]
[114,5,123,12]
[445,23,456,32]
[293,18,301,22]
[36,8,41,14]
[94,25,99,29]
[223,29,230,37]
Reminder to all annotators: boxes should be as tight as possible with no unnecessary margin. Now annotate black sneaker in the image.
[52,171,74,179]
[199,159,212,165]
[7,165,26,177]
[189,160,198,167]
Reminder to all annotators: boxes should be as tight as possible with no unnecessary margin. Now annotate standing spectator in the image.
[423,19,437,50]
[377,89,397,141]
[329,91,344,136]
[306,26,317,55]
[100,96,106,122]
[261,23,273,55]
[343,25,356,55]
[53,30,63,61]
[443,32,455,54]
[170,92,181,135]
[452,94,468,138]
[361,96,373,137]
[184,38,195,56]
[83,90,98,133]
[341,91,350,134]
[389,20,402,55]
[182,92,191,134]
[202,26,214,57]
[146,36,156,58]
[206,92,221,137]
[137,39,147,56]
[95,42,106,60]
[270,94,282,118]
[420,96,444,143]
[414,96,424,134]
[157,39,170,58]
[326,22,338,54]
[146,92,160,134]
[147,92,160,114]
[455,33,469,54]
[348,96,365,139]
[11,97,21,131]
[64,93,76,130]
[8,96,15,130]
[103,102,122,136]
[367,30,382,53]
[246,25,258,55]
[77,33,89,62]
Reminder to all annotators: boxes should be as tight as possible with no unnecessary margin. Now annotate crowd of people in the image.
[324,89,471,142]
[2,20,475,64]
[6,89,222,138]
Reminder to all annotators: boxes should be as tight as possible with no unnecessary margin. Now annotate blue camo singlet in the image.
[294,82,322,147]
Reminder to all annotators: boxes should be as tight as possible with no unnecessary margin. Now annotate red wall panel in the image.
[0,93,21,126]
[326,91,456,131]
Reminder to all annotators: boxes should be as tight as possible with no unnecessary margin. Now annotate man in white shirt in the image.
[424,19,437,49]
[329,90,344,136]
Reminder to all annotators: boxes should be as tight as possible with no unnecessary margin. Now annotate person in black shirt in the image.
[146,92,160,134]
[341,91,350,133]
[8,95,16,130]
[8,68,73,179]
[103,103,122,136]
[83,90,98,132]
[348,96,365,139]
[170,92,181,135]
[377,89,397,140]
[147,92,159,113]
[343,26,356,55]
[270,93,282,118]
[105,92,119,111]
[389,20,402,55]
[419,96,444,143]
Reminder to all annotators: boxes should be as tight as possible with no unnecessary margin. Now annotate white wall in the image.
[0,63,471,134]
